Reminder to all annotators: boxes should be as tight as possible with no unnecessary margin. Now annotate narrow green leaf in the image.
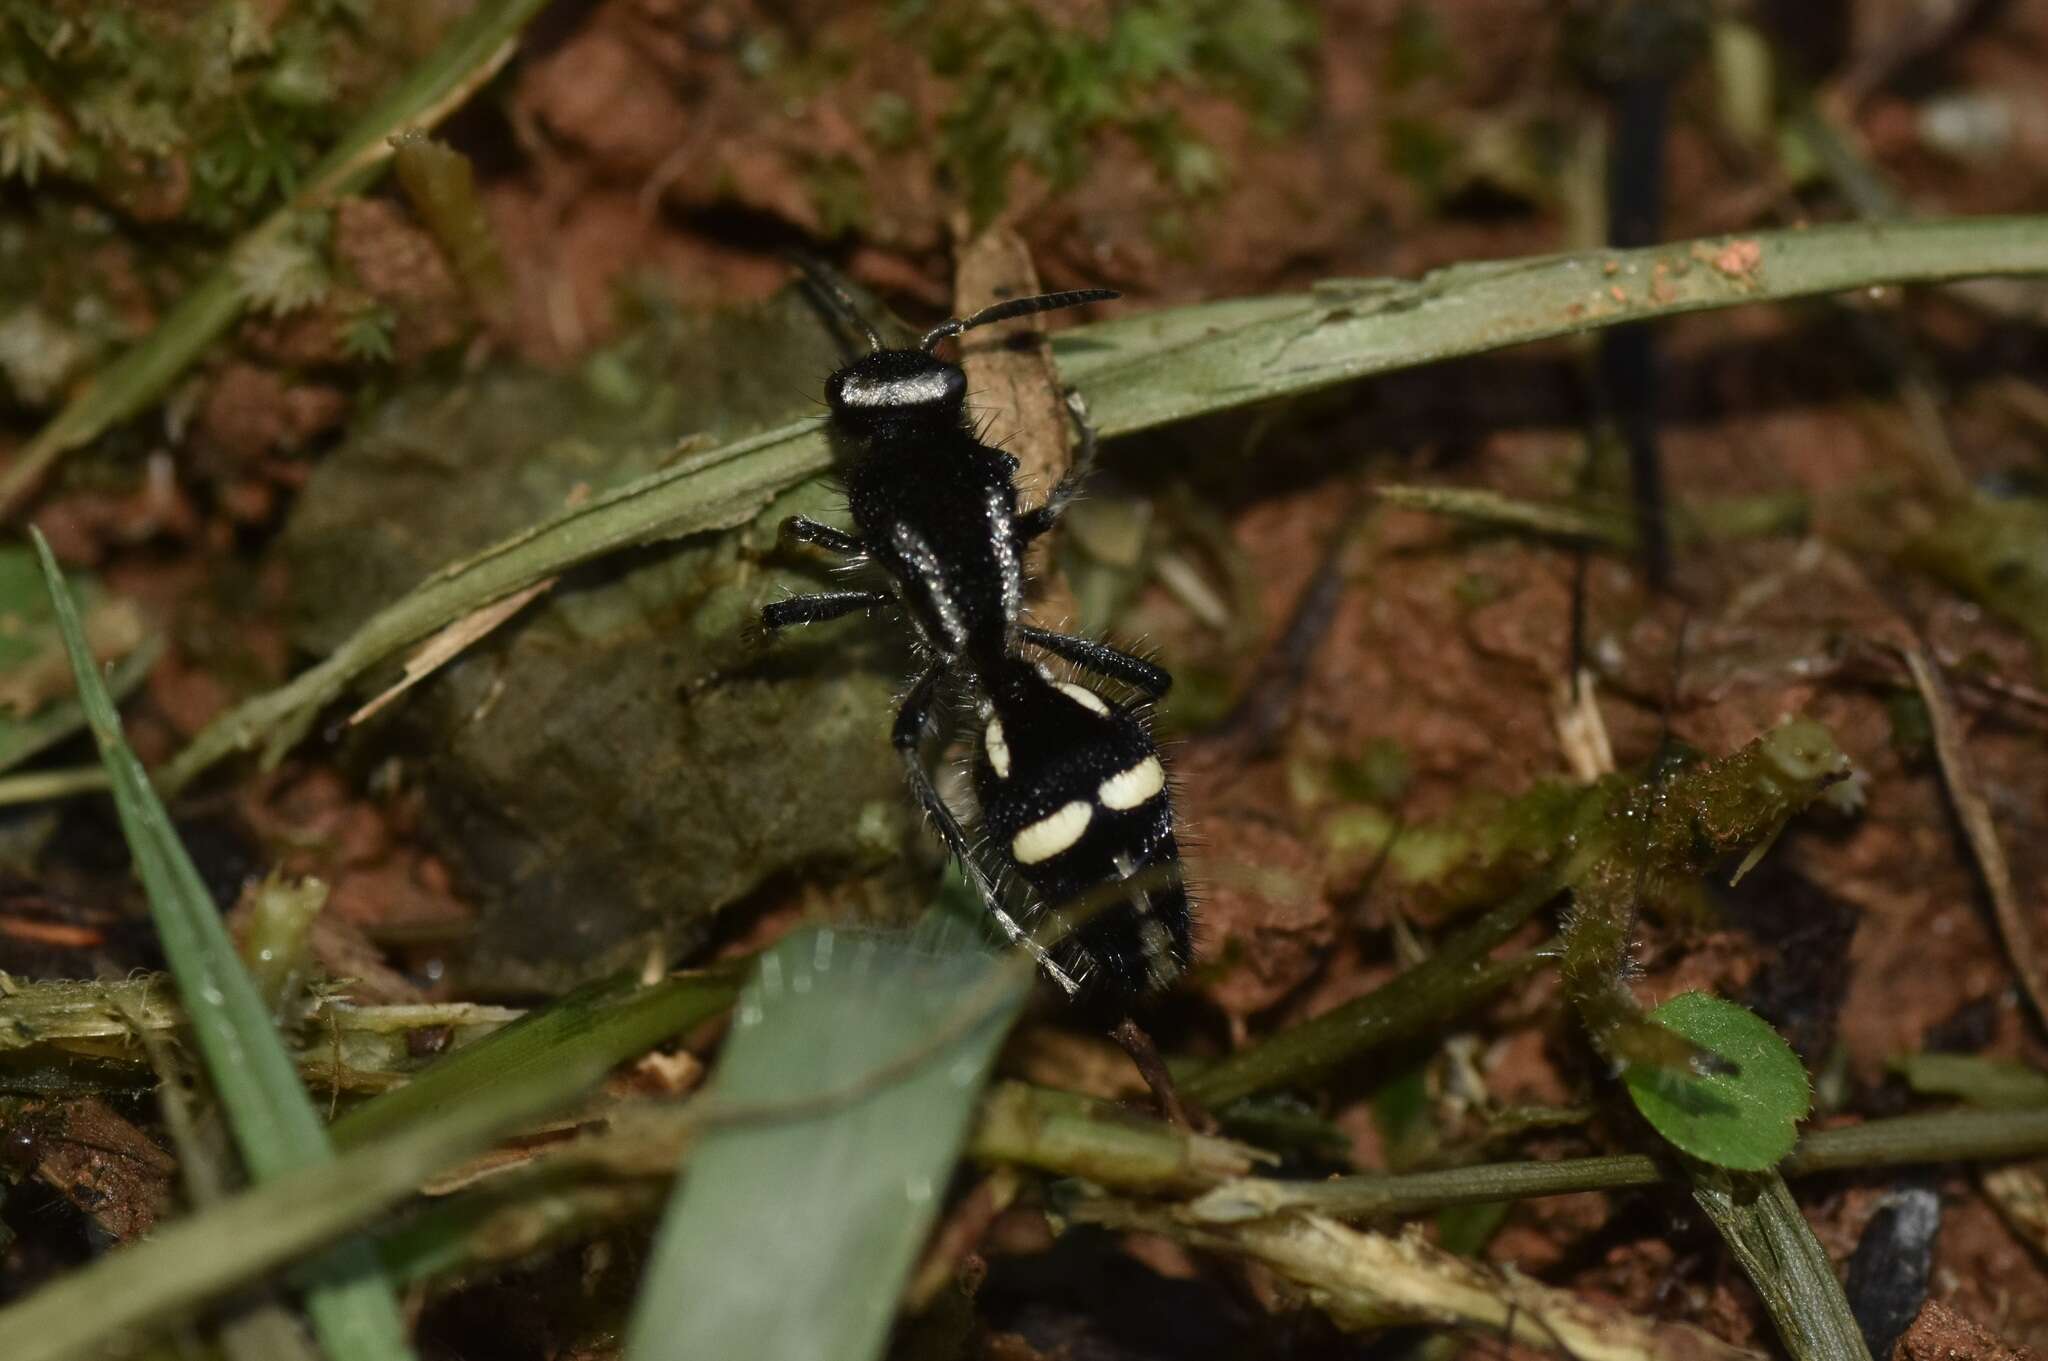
[625,928,1028,1361]
[331,969,740,1150]
[1891,1053,2048,1110]
[161,216,2048,793]
[0,1019,621,1361]
[1375,484,1634,545]
[29,529,414,1361]
[1623,992,1811,1171]
[1189,1106,2048,1223]
[1692,1171,1872,1361]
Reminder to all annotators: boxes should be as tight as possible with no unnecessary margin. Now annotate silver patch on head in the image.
[1058,682,1111,716]
[1097,755,1165,810]
[1012,800,1091,865]
[985,717,1011,778]
[839,370,955,407]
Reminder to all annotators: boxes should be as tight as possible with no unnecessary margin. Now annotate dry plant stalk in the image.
[1081,1204,1761,1361]
[1553,667,1618,783]
[1980,1165,2048,1258]
[1902,647,2048,1027]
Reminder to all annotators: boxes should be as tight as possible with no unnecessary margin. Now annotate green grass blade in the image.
[1053,217,2048,435]
[0,537,160,776]
[159,216,2048,794]
[331,969,740,1149]
[0,1020,622,1361]
[0,0,553,513]
[1692,1171,1873,1361]
[624,927,1028,1361]
[29,530,414,1361]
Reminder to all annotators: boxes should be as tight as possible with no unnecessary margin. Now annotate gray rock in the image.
[284,289,929,991]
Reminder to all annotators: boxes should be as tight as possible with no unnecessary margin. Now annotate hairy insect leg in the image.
[1017,390,1100,540]
[893,662,1081,998]
[1019,626,1172,700]
[760,589,889,633]
[1110,1018,1209,1132]
[781,515,867,558]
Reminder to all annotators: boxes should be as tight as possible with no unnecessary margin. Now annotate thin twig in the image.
[1901,646,2048,1029]
[1112,1018,1208,1132]
[1205,487,1368,758]
[1182,1106,2048,1223]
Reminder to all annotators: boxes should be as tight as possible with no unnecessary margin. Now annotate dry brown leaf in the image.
[1082,1204,1762,1361]
[349,577,554,725]
[949,221,1080,602]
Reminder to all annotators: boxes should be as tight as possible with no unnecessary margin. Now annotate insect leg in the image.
[1018,626,1172,700]
[781,515,866,558]
[760,589,889,633]
[1017,389,1099,540]
[893,662,1081,998]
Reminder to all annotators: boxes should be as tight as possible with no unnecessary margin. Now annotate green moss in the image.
[230,211,333,317]
[1338,737,1412,806]
[1883,688,1933,765]
[1319,718,1853,1084]
[804,153,874,238]
[1385,1,1460,90]
[895,0,1316,224]
[1320,776,1607,911]
[1385,115,1459,197]
[1903,495,2048,670]
[1,2,400,231]
[862,92,918,152]
[0,1,416,417]
[1560,719,1852,1078]
[337,301,395,364]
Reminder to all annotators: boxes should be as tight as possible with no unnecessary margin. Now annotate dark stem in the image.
[1113,1018,1210,1133]
[1182,881,1559,1109]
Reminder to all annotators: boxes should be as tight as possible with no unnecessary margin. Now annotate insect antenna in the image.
[921,289,1119,352]
[783,251,882,355]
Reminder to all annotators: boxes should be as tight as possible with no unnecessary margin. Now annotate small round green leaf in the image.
[1622,992,1810,1170]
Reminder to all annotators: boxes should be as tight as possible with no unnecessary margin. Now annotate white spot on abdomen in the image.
[1097,755,1165,810]
[1012,801,1091,865]
[985,718,1011,778]
[1058,683,1110,715]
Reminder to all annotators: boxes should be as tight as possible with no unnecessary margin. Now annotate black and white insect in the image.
[973,654,1192,1021]
[758,265,1188,1011]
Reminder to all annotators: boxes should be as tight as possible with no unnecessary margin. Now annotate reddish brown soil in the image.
[10,1,2048,1357]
